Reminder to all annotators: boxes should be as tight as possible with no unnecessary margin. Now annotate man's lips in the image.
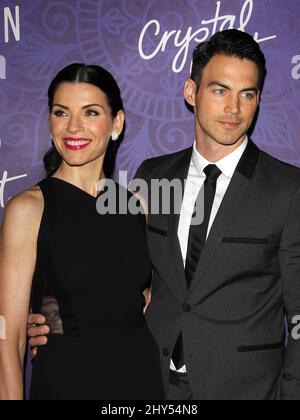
[63,138,91,150]
[218,121,241,129]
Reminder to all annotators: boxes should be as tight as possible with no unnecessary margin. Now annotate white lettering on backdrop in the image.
[1,6,25,209]
[0,170,27,208]
[292,55,300,80]
[138,0,277,73]
[0,54,6,79]
[0,5,21,80]
[3,5,20,43]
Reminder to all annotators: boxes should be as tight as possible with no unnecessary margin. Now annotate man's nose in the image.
[224,95,240,115]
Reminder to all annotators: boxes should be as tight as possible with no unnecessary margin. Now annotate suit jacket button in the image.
[162,348,169,357]
[182,303,191,312]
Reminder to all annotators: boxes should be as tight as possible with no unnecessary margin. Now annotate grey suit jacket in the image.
[134,140,300,400]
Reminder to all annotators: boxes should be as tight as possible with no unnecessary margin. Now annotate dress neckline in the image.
[49,177,108,200]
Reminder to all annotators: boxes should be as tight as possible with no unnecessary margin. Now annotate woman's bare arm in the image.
[0,188,43,399]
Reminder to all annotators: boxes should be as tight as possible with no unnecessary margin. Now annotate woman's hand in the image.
[143,288,151,314]
[27,313,50,358]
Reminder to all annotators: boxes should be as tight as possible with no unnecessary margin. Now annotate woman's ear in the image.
[184,78,197,108]
[113,110,125,137]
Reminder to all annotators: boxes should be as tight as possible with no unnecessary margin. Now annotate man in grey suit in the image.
[28,30,300,400]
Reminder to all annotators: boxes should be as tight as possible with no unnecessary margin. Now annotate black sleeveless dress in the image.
[30,178,165,400]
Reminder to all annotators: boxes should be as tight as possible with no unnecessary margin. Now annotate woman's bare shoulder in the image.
[2,186,44,231]
[7,185,43,211]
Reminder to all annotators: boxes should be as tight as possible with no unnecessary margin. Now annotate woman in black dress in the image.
[0,64,165,400]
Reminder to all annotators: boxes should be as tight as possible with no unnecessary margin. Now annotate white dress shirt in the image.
[171,138,248,373]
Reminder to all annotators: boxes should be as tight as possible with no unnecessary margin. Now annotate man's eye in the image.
[213,89,226,95]
[242,92,254,100]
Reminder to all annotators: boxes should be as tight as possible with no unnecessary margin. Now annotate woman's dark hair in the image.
[44,63,124,178]
[191,29,267,90]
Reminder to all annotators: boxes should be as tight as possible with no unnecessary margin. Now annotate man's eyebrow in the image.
[207,82,230,90]
[207,82,259,93]
[240,87,259,93]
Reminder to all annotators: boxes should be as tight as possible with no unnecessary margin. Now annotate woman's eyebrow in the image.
[52,104,105,110]
[53,104,69,109]
[82,104,105,110]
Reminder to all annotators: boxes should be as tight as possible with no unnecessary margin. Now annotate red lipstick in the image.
[63,138,91,151]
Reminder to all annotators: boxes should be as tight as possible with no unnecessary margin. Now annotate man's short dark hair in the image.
[191,29,267,90]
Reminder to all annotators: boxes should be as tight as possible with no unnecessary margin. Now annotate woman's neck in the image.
[54,161,105,198]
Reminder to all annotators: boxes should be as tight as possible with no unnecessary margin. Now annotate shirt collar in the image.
[192,137,248,179]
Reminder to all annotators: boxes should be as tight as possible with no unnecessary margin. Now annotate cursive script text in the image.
[138,0,276,73]
[0,170,27,208]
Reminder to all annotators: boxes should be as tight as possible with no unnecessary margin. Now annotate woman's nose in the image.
[67,115,83,133]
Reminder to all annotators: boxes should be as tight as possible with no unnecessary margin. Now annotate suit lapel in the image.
[187,140,261,297]
[168,148,193,296]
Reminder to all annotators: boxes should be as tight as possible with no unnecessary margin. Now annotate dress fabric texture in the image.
[30,177,165,400]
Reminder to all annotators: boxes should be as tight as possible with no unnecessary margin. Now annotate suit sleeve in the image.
[132,159,149,181]
[280,183,300,400]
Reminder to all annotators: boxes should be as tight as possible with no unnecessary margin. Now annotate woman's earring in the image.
[111,132,119,142]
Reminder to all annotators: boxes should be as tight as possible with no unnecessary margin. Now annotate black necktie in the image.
[172,164,222,370]
[185,164,222,288]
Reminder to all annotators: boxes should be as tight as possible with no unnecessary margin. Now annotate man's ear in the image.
[257,90,261,107]
[184,78,197,107]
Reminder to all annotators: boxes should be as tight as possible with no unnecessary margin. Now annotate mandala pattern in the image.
[0,0,299,399]
[0,0,300,214]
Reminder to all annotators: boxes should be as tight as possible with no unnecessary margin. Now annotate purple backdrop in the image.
[0,0,300,224]
[0,0,300,397]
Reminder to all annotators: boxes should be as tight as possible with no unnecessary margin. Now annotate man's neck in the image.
[195,136,247,163]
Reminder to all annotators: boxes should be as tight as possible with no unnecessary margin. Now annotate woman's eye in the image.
[53,110,67,117]
[86,109,100,117]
